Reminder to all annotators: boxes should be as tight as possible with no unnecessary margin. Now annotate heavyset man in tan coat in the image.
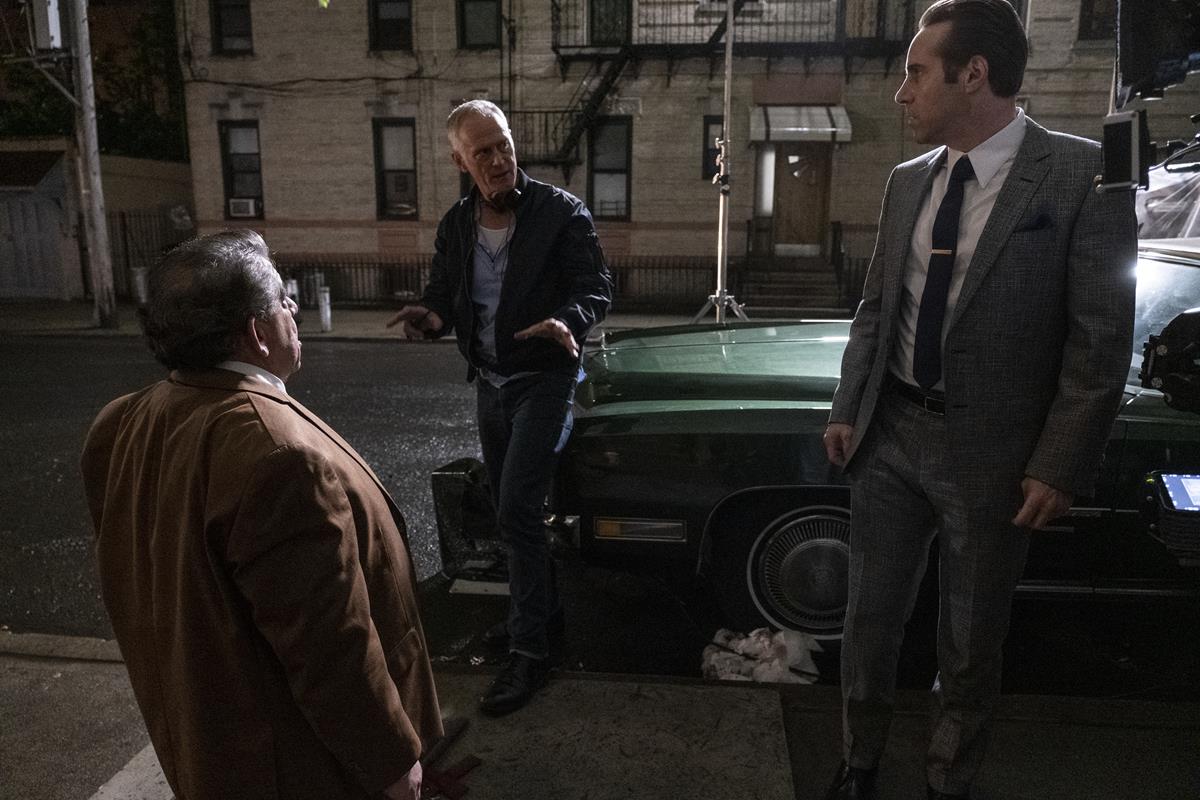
[81,230,441,799]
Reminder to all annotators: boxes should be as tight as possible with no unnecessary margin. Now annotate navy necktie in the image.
[913,155,975,389]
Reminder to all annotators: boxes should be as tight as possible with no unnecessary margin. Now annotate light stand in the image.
[693,0,748,324]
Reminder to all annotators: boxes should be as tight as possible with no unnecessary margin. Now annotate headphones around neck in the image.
[486,187,523,212]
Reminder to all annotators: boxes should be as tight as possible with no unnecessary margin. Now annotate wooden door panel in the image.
[772,143,830,253]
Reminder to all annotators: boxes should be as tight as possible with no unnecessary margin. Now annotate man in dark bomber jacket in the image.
[390,100,611,716]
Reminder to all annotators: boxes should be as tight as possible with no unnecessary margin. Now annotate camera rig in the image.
[1141,308,1200,414]
[1140,310,1200,563]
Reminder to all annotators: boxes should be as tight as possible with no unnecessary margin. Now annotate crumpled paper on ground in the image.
[701,627,822,684]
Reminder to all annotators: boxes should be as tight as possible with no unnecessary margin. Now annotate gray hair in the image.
[446,99,509,151]
[139,229,282,370]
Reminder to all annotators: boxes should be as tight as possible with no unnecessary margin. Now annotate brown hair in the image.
[921,0,1028,98]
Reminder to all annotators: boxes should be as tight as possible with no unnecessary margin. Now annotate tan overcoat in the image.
[81,369,442,799]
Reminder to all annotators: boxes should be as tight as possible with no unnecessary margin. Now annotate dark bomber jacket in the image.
[421,169,612,378]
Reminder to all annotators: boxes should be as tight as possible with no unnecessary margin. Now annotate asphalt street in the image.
[3,321,1199,800]
[0,335,476,638]
[2,334,1198,701]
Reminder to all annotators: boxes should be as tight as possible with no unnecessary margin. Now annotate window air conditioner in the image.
[228,198,258,217]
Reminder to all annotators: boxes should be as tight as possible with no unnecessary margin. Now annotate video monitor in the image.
[1160,473,1200,512]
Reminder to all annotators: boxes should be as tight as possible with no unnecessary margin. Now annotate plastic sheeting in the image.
[1137,167,1200,239]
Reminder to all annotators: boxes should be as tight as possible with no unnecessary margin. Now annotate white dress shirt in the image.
[889,108,1028,391]
[216,360,288,396]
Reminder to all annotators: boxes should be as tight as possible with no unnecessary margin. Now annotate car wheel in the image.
[714,505,851,638]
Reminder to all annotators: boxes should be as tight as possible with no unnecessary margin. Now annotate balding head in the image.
[140,230,283,370]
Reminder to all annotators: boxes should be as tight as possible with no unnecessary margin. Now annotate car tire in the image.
[712,504,851,638]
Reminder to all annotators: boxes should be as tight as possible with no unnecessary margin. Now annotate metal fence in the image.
[98,218,866,312]
[611,255,736,310]
[276,255,431,309]
[272,253,740,312]
[105,209,194,299]
[834,222,877,312]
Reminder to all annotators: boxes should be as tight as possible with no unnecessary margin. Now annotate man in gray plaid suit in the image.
[822,2,1136,798]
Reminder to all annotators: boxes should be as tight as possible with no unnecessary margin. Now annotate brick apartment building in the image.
[178,0,1200,309]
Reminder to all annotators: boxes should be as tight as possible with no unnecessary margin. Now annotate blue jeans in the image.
[476,370,577,658]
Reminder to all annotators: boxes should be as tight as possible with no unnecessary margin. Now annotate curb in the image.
[0,630,123,662]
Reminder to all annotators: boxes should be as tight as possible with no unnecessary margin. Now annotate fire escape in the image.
[512,0,912,179]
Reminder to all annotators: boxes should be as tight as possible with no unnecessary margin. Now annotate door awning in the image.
[749,106,852,143]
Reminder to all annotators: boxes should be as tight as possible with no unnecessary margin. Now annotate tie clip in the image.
[930,248,954,256]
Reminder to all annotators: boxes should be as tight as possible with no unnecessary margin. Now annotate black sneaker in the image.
[478,653,551,717]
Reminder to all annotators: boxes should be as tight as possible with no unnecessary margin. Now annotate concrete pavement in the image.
[3,629,1199,800]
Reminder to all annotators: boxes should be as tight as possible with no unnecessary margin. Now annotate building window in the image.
[1078,0,1116,41]
[212,0,252,55]
[459,0,500,49]
[702,115,723,180]
[220,121,263,219]
[370,0,413,51]
[590,0,628,46]
[589,117,631,220]
[374,119,418,219]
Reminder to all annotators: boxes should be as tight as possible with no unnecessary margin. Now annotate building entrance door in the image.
[772,142,830,258]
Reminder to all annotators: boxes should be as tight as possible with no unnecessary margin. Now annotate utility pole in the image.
[67,0,116,328]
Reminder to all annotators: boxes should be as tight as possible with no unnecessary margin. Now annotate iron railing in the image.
[105,209,194,299]
[277,255,431,309]
[273,254,743,312]
[507,48,631,166]
[551,0,913,56]
[834,221,877,312]
[508,109,582,165]
[611,255,739,310]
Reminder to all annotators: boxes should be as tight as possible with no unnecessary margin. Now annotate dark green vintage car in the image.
[553,239,1200,637]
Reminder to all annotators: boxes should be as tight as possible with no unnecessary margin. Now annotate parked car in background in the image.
[548,239,1200,637]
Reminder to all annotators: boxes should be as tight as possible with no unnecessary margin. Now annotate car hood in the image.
[1119,382,1200,423]
[578,321,850,412]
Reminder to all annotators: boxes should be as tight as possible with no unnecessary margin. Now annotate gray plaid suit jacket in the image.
[830,117,1137,503]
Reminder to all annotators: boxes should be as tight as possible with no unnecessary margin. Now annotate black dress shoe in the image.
[823,761,877,800]
[478,653,550,717]
[927,787,968,800]
[480,614,566,650]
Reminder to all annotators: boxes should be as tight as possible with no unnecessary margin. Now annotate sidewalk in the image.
[0,299,714,341]
[0,298,832,343]
[3,630,1198,800]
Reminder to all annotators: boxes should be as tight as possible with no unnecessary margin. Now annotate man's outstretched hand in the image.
[515,318,579,359]
[386,304,443,339]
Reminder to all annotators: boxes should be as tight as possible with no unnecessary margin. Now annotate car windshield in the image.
[1132,254,1200,371]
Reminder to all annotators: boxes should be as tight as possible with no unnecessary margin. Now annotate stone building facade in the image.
[178,0,1200,303]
